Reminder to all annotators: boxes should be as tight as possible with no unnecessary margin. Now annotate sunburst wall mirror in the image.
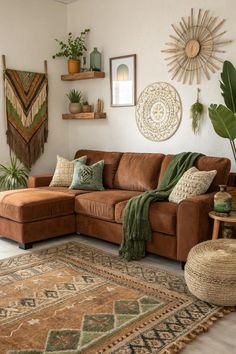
[162,8,232,84]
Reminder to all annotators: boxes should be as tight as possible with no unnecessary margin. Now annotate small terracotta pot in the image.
[69,103,82,114]
[68,59,80,74]
[82,104,92,113]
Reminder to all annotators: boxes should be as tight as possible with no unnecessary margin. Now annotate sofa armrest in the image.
[28,174,53,188]
[176,192,215,261]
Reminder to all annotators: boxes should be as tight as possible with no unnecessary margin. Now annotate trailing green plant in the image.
[208,60,236,161]
[190,88,204,134]
[0,153,30,190]
[52,29,90,60]
[66,89,82,103]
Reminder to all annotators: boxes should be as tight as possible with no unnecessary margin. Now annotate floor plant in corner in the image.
[0,153,30,190]
[208,60,236,161]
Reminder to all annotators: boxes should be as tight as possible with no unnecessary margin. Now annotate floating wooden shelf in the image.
[61,71,105,81]
[62,112,106,120]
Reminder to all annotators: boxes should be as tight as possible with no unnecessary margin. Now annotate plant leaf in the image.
[208,104,236,140]
[220,61,236,113]
[0,153,30,190]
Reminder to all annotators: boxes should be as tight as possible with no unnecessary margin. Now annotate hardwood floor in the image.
[0,234,235,354]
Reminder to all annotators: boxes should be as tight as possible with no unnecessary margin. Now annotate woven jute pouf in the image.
[185,239,236,306]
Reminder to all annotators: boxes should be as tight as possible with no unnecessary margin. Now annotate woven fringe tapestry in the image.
[4,69,48,168]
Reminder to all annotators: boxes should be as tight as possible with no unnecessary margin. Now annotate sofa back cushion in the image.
[158,154,174,186]
[114,152,164,191]
[74,149,122,189]
[195,155,231,192]
[158,154,231,192]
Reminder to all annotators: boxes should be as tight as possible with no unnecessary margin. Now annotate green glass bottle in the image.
[90,47,101,71]
[214,185,232,213]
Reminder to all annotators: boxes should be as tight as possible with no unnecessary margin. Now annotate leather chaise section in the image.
[0,189,75,223]
[0,214,76,244]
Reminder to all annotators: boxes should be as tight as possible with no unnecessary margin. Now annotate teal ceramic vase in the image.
[90,47,101,71]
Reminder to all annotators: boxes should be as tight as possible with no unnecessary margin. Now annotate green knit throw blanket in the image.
[119,152,201,261]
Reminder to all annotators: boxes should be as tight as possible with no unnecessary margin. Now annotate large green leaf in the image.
[220,61,236,113]
[208,104,236,139]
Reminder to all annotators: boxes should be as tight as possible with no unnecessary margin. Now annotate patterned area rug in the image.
[0,241,234,354]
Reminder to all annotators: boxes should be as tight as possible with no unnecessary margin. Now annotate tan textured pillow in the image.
[50,155,87,187]
[169,167,217,204]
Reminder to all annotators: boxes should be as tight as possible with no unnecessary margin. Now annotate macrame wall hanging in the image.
[2,55,48,168]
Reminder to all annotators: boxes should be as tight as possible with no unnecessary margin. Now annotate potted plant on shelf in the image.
[0,153,30,191]
[67,89,83,113]
[52,29,90,74]
[208,60,236,162]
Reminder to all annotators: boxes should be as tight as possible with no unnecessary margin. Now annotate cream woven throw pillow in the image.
[50,155,87,187]
[169,167,217,204]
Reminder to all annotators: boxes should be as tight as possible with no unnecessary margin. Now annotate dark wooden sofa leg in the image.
[19,243,32,250]
[181,261,186,270]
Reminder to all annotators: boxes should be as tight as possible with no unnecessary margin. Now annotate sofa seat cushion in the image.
[115,200,177,235]
[75,190,141,221]
[0,189,75,223]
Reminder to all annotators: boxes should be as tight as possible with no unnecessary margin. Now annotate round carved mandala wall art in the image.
[136,82,182,141]
[162,8,232,84]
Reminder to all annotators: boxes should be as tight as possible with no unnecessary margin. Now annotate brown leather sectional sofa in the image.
[0,149,231,262]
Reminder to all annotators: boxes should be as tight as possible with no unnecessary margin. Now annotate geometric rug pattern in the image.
[0,241,234,354]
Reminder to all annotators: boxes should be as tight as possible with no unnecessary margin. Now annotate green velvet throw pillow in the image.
[70,160,105,190]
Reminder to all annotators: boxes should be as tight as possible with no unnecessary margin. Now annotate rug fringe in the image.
[163,306,235,354]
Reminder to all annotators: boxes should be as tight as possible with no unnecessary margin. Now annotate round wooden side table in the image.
[209,211,236,240]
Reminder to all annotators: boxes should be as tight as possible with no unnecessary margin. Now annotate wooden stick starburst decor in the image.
[162,8,232,85]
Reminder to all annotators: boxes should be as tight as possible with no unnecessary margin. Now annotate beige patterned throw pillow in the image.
[169,167,217,204]
[50,155,87,187]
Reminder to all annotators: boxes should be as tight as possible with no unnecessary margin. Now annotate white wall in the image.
[0,0,69,173]
[67,0,236,170]
[1,0,235,174]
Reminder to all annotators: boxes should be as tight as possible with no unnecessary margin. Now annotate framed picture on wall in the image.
[109,54,136,107]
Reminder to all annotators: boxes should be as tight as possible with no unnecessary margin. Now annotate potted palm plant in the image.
[52,29,90,74]
[67,89,83,113]
[0,153,30,190]
[208,61,236,162]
